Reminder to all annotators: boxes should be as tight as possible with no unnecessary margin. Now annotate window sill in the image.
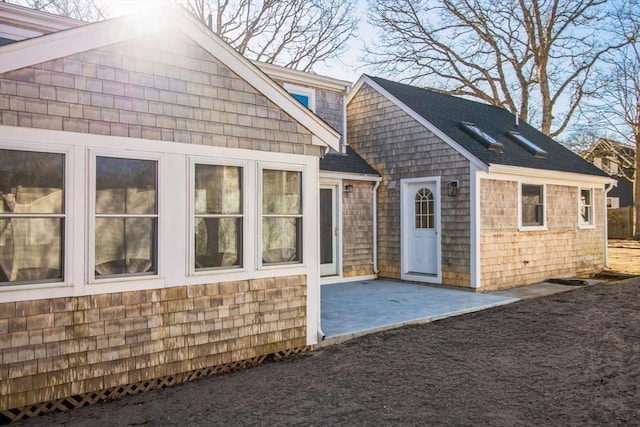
[518,225,547,232]
[578,224,596,230]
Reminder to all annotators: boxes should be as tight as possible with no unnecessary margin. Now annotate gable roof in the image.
[320,146,379,176]
[351,75,609,178]
[0,5,340,151]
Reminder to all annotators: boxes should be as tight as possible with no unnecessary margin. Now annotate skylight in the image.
[507,131,548,158]
[460,122,503,152]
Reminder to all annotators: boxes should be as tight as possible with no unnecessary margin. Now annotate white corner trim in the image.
[470,165,481,289]
[0,6,340,152]
[347,75,488,172]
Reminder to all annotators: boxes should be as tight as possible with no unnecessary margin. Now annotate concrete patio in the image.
[320,279,589,345]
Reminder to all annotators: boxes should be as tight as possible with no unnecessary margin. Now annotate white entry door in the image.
[403,180,439,278]
[320,186,338,276]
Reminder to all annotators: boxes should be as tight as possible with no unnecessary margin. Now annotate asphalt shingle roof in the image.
[320,145,379,176]
[369,76,609,178]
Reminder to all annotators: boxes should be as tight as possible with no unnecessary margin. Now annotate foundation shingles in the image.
[0,275,307,411]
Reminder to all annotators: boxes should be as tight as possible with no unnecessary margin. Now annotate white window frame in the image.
[258,163,305,269]
[518,182,547,231]
[607,197,620,209]
[188,157,249,276]
[283,82,316,112]
[87,149,163,285]
[0,142,73,291]
[579,187,595,228]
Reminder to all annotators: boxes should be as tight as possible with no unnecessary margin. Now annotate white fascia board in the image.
[0,6,341,152]
[486,164,616,187]
[256,61,352,92]
[347,75,488,172]
[0,2,82,33]
[319,170,382,182]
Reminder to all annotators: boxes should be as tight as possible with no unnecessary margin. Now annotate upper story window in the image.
[94,156,158,278]
[0,149,65,285]
[521,184,545,228]
[194,164,243,270]
[262,169,302,265]
[507,131,548,159]
[283,83,316,112]
[580,188,594,227]
[460,122,503,152]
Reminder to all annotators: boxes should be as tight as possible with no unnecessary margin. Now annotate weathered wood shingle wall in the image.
[347,84,471,286]
[342,180,375,277]
[480,180,605,289]
[0,31,321,157]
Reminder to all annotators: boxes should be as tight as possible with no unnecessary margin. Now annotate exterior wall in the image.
[480,179,605,290]
[0,275,306,411]
[347,84,472,286]
[272,78,344,135]
[0,29,321,412]
[342,180,374,278]
[0,31,321,158]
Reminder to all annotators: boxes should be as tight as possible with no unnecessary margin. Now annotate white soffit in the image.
[0,6,340,152]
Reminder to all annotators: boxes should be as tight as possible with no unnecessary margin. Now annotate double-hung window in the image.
[94,156,158,278]
[580,188,594,227]
[521,184,545,228]
[0,149,65,284]
[193,164,243,270]
[262,169,302,264]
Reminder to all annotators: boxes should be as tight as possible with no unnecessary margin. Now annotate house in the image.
[580,138,636,209]
[346,76,614,290]
[0,3,353,419]
[255,63,381,282]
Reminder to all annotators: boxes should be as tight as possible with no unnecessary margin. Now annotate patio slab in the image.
[319,279,590,345]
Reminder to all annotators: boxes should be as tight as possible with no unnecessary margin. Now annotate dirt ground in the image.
[19,277,640,426]
[607,239,640,275]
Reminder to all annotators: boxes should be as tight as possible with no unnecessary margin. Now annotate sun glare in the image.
[102,0,180,17]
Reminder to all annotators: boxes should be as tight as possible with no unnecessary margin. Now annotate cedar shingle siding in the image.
[348,84,471,286]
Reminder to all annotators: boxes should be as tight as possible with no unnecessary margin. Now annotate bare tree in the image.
[5,0,106,22]
[582,1,640,238]
[365,0,626,138]
[185,0,358,72]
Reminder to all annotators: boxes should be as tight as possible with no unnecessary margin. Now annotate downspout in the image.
[341,89,348,153]
[603,181,617,268]
[372,180,380,274]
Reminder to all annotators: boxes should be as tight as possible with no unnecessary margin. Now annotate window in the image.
[262,169,302,264]
[521,184,544,227]
[0,149,64,284]
[580,188,594,226]
[283,83,316,112]
[415,188,434,229]
[460,122,503,151]
[194,164,242,270]
[94,156,157,277]
[507,131,548,158]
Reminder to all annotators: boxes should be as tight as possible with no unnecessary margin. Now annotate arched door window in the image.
[415,188,434,229]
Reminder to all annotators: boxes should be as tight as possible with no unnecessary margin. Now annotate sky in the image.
[99,0,372,83]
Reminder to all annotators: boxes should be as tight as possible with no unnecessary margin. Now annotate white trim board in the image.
[0,5,340,152]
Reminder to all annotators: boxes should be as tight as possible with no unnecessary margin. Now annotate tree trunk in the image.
[634,129,640,239]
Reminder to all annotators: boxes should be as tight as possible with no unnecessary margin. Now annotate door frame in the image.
[400,176,442,284]
[319,179,342,278]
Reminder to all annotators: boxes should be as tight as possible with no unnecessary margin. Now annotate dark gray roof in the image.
[320,146,379,176]
[369,76,609,178]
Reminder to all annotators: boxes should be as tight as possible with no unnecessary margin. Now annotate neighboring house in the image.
[0,4,344,418]
[580,138,636,209]
[346,76,614,291]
